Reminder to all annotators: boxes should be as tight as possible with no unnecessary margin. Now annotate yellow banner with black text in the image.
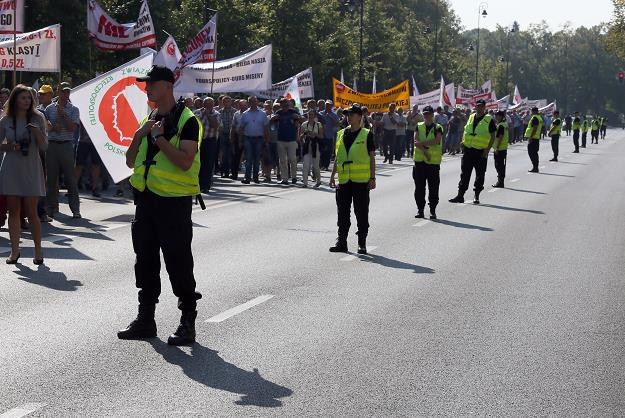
[332,78,410,112]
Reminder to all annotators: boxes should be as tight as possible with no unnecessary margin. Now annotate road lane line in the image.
[340,246,378,261]
[413,220,428,227]
[0,403,47,418]
[510,178,520,183]
[205,295,274,323]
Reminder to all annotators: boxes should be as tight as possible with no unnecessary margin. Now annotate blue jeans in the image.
[244,136,263,180]
[219,134,231,176]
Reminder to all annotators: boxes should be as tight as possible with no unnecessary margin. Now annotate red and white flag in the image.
[153,32,181,71]
[176,15,217,71]
[87,0,156,51]
[513,85,522,105]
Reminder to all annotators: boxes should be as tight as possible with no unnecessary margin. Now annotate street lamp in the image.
[475,2,488,89]
[344,0,364,89]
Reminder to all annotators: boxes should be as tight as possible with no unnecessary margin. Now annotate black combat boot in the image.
[449,194,464,203]
[429,206,437,220]
[117,305,157,340]
[167,310,197,346]
[473,192,481,205]
[492,179,504,188]
[357,232,367,255]
[329,238,348,253]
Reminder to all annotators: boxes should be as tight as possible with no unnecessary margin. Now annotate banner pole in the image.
[12,1,16,87]
[210,12,217,96]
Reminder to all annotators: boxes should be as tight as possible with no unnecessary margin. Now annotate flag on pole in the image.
[438,75,445,107]
[154,32,182,71]
[176,14,217,71]
[513,85,522,105]
[340,68,345,84]
[352,77,357,92]
[372,71,377,94]
[87,0,156,51]
[411,74,419,97]
[284,76,302,110]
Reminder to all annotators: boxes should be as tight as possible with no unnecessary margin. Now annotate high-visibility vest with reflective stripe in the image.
[413,122,442,165]
[463,113,493,149]
[581,120,589,133]
[130,107,203,197]
[572,118,581,131]
[591,119,600,130]
[495,121,509,151]
[335,127,371,184]
[524,114,543,139]
[550,118,562,136]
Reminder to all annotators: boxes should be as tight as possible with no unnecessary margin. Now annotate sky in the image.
[447,0,613,31]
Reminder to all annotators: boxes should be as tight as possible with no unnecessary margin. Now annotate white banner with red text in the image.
[248,67,315,100]
[0,0,24,34]
[176,15,217,70]
[87,0,156,51]
[0,24,60,72]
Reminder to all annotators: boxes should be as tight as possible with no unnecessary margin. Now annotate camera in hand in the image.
[18,135,30,156]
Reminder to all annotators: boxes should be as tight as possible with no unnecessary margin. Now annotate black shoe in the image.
[291,178,297,184]
[117,306,157,340]
[473,193,480,205]
[91,190,101,198]
[5,252,20,264]
[549,158,558,162]
[241,178,251,184]
[357,246,367,255]
[415,211,425,219]
[492,181,504,188]
[572,150,579,153]
[528,168,539,173]
[168,311,197,346]
[253,178,260,184]
[449,195,464,203]
[430,211,437,220]
[329,239,348,253]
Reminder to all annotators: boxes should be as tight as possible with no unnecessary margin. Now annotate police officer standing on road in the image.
[118,66,203,346]
[329,103,376,255]
[492,110,509,188]
[572,111,581,153]
[449,99,496,205]
[548,110,562,162]
[581,116,589,148]
[526,107,543,173]
[412,105,443,219]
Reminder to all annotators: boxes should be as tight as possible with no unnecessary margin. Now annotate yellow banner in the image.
[332,78,411,112]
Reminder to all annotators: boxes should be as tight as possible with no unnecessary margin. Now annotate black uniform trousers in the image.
[132,189,198,312]
[336,181,370,241]
[412,162,440,211]
[458,147,488,195]
[573,130,580,151]
[591,130,599,144]
[581,132,587,147]
[550,134,560,158]
[493,149,507,181]
[528,139,540,169]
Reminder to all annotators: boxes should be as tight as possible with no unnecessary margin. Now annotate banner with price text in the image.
[0,24,60,72]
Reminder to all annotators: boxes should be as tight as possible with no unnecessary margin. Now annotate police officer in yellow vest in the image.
[581,116,589,148]
[413,105,443,219]
[548,110,562,162]
[526,107,543,172]
[118,66,203,346]
[572,111,581,153]
[492,110,509,188]
[449,99,496,205]
[591,116,600,144]
[329,103,376,254]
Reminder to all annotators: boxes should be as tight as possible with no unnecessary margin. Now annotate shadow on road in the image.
[360,253,435,274]
[537,172,576,178]
[556,161,588,165]
[12,264,83,291]
[431,218,493,231]
[149,340,293,408]
[478,203,544,215]
[504,187,547,195]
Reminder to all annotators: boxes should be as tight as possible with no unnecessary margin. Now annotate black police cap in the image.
[136,65,176,84]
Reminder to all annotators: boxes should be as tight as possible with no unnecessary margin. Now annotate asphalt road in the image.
[1,130,624,417]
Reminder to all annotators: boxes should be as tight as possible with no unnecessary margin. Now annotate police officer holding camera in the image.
[118,66,203,346]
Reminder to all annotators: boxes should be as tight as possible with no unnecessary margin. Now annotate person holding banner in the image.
[548,110,562,162]
[0,85,48,264]
[329,104,376,255]
[492,110,509,188]
[119,65,203,346]
[449,99,496,205]
[525,107,543,173]
[412,106,443,220]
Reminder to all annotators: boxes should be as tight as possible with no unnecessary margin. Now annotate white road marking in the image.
[205,295,274,323]
[413,220,428,227]
[0,403,47,418]
[510,178,520,183]
[340,246,378,261]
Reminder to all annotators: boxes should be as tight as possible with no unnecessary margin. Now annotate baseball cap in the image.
[475,99,486,106]
[531,106,539,112]
[346,103,363,115]
[136,65,176,84]
[38,84,53,94]
[58,82,71,91]
[422,105,434,114]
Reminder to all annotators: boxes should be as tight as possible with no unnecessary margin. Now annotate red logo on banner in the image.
[166,41,176,56]
[336,83,345,93]
[99,78,147,147]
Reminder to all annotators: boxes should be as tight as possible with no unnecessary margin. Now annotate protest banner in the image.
[0,24,60,72]
[154,32,181,71]
[332,78,410,112]
[412,88,442,109]
[539,101,557,117]
[87,0,156,51]
[174,44,272,94]
[71,53,154,183]
[0,0,24,34]
[456,80,492,105]
[176,15,217,70]
[249,67,314,100]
